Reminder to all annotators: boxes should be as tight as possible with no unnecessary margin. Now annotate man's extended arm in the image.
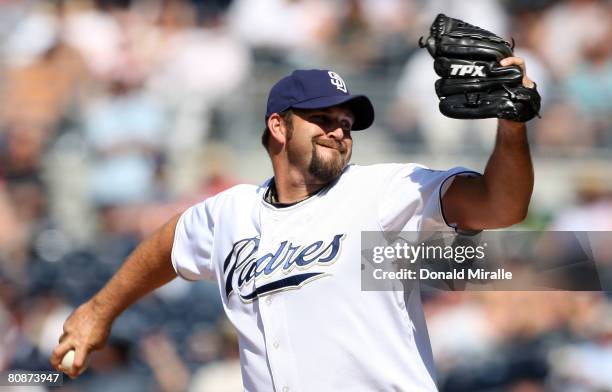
[50,214,180,378]
[442,56,535,230]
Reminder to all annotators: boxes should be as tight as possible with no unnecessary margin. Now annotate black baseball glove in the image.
[419,14,541,122]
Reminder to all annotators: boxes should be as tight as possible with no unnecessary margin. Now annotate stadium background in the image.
[0,0,610,390]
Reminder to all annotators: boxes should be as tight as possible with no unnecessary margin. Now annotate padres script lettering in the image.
[223,234,345,302]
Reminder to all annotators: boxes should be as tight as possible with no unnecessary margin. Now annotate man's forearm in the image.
[442,119,534,229]
[90,215,180,322]
[482,119,534,224]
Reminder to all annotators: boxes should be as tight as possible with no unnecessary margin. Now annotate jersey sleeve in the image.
[171,199,217,281]
[378,165,481,232]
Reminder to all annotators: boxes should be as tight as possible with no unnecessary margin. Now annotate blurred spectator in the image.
[0,181,28,271]
[2,2,60,68]
[550,169,612,230]
[227,0,337,61]
[560,25,612,147]
[1,7,89,134]
[424,293,497,375]
[351,0,420,68]
[61,0,127,79]
[0,0,32,44]
[148,0,251,194]
[188,318,242,392]
[0,275,20,370]
[141,332,191,392]
[535,0,612,79]
[533,98,596,150]
[426,291,610,391]
[83,73,165,207]
[549,309,612,391]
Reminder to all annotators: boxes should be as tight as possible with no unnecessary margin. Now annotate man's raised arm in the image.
[442,57,535,231]
[50,214,180,378]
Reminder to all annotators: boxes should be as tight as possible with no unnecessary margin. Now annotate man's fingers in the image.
[500,56,534,88]
[72,347,89,375]
[500,57,526,73]
[52,345,91,379]
[500,56,524,67]
[50,341,73,370]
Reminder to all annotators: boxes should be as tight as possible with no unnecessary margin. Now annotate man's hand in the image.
[499,56,536,130]
[50,300,112,378]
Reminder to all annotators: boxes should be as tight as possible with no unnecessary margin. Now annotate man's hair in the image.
[262,109,293,152]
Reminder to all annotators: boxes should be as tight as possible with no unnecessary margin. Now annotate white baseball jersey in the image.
[172,163,477,392]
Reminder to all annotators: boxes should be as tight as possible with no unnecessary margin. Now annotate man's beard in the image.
[308,138,351,183]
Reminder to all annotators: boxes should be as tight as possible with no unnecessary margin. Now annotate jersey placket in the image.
[257,208,301,392]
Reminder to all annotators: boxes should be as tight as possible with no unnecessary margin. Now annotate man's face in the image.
[285,106,354,183]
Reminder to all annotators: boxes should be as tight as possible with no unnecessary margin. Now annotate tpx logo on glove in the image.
[450,64,486,77]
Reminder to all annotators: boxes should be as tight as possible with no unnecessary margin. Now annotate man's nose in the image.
[327,126,346,140]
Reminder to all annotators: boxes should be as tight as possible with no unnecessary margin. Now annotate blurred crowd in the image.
[0,0,610,391]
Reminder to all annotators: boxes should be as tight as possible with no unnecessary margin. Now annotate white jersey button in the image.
[273,341,280,349]
[282,386,290,392]
[265,297,272,305]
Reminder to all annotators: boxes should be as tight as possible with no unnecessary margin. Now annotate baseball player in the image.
[51,15,540,391]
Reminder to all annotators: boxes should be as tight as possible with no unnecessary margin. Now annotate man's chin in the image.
[309,154,348,183]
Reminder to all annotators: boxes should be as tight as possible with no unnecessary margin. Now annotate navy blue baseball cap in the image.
[265,69,375,131]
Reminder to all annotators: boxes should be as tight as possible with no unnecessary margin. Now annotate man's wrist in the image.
[89,294,120,323]
[498,119,528,140]
[498,118,527,130]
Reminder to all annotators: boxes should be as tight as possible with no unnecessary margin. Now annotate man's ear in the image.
[267,113,288,146]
